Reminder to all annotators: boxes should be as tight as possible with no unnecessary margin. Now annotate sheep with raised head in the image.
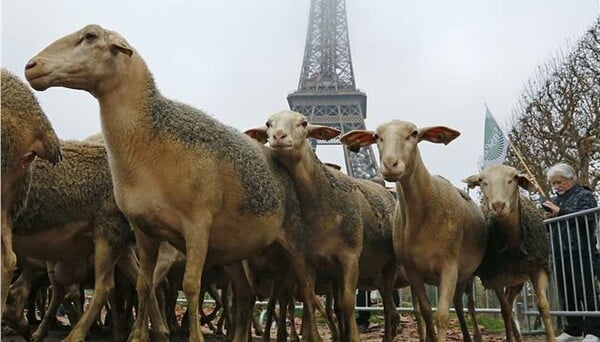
[246,110,400,342]
[7,140,164,341]
[25,24,320,342]
[1,68,61,312]
[340,120,488,342]
[463,164,555,342]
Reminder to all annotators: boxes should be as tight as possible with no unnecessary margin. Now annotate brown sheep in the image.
[8,140,164,341]
[246,110,400,342]
[340,121,488,342]
[1,68,61,312]
[463,164,555,342]
[24,24,320,342]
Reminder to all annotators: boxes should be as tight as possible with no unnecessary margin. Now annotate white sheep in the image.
[463,164,555,342]
[25,24,320,342]
[340,120,488,341]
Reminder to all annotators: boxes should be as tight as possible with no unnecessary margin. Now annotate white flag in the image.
[482,106,508,168]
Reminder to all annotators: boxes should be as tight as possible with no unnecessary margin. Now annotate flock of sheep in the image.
[1,24,556,342]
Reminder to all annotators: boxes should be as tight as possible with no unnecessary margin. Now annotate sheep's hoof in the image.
[151,330,170,342]
[31,331,46,342]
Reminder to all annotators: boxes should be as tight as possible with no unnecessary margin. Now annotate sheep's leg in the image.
[31,263,65,342]
[408,275,436,342]
[410,287,426,342]
[290,259,321,342]
[224,261,255,342]
[505,284,524,342]
[339,254,360,342]
[64,283,83,328]
[463,280,482,342]
[1,213,17,312]
[181,216,211,342]
[277,288,291,342]
[324,285,340,342]
[3,264,35,339]
[63,236,117,342]
[436,263,458,342]
[333,282,346,341]
[262,283,278,341]
[453,280,472,342]
[288,295,300,342]
[251,304,264,337]
[530,270,556,342]
[380,263,400,342]
[128,228,160,342]
[493,286,514,342]
[117,244,169,340]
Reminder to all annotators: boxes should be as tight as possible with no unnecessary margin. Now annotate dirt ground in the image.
[2,313,550,341]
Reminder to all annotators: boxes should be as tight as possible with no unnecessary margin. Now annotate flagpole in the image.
[507,139,547,198]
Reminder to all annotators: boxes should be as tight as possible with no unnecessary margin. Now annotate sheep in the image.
[7,140,164,341]
[3,256,49,339]
[340,120,488,342]
[1,68,61,312]
[245,110,400,342]
[463,164,555,342]
[24,24,321,342]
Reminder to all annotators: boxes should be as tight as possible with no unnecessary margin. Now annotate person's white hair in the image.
[546,163,577,181]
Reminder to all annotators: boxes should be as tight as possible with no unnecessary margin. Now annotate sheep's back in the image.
[11,141,133,248]
[356,180,395,243]
[146,92,284,216]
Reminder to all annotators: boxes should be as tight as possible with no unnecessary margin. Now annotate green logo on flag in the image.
[483,108,508,167]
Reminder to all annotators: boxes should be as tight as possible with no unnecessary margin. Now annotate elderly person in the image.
[544,163,600,342]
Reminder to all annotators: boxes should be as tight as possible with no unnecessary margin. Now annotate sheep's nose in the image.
[382,157,399,171]
[274,131,288,141]
[491,202,506,212]
[25,60,37,70]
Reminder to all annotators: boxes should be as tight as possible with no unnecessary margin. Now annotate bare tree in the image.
[507,18,600,198]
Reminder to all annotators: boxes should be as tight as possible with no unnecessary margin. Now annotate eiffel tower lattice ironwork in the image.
[287,0,379,179]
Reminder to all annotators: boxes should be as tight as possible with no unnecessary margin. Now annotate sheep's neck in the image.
[396,151,433,233]
[97,56,150,169]
[493,203,521,251]
[284,145,321,213]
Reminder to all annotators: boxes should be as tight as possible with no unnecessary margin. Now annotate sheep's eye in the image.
[481,182,488,187]
[85,32,98,42]
[411,130,418,138]
[508,179,513,184]
[374,134,382,142]
[265,121,271,128]
[301,121,308,127]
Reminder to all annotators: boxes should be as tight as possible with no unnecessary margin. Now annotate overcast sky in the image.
[2,1,598,188]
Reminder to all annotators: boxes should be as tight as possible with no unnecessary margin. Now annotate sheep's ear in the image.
[108,33,133,57]
[418,126,460,145]
[307,125,341,141]
[516,173,536,192]
[462,175,481,189]
[340,130,376,153]
[244,128,268,144]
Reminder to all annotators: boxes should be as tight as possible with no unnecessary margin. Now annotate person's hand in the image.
[543,200,560,218]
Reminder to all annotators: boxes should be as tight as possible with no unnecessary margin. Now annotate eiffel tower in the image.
[287,0,379,180]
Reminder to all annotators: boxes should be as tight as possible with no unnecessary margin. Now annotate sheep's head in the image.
[245,110,340,162]
[341,120,460,182]
[463,165,535,218]
[25,24,133,96]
